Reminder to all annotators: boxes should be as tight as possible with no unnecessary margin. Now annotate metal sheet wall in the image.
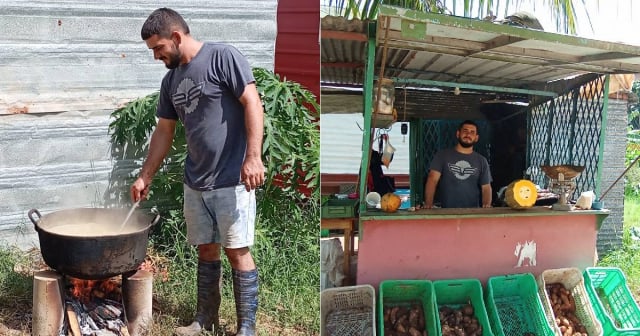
[320,113,410,175]
[274,0,320,100]
[0,0,277,248]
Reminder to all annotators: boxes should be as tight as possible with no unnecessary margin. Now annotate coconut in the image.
[380,193,402,212]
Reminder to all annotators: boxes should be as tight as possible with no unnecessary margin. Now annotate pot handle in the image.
[150,210,161,227]
[28,209,42,231]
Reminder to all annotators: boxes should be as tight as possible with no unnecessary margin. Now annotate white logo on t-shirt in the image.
[172,78,204,115]
[448,160,477,180]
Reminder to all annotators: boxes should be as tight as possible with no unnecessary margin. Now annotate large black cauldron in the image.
[29,208,160,280]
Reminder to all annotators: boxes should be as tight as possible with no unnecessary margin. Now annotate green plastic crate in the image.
[485,273,555,336]
[378,279,438,336]
[583,267,640,336]
[434,278,494,336]
[322,198,359,218]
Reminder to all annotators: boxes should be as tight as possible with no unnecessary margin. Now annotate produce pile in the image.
[439,304,483,336]
[383,304,428,336]
[546,283,589,336]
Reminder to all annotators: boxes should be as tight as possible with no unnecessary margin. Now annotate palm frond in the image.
[323,0,590,34]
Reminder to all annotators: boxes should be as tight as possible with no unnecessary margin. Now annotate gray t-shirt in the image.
[156,43,255,191]
[429,148,492,208]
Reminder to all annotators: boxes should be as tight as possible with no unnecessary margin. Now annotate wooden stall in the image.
[321,5,640,286]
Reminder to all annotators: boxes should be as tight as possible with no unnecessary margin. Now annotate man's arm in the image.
[481,184,492,208]
[424,170,441,209]
[130,117,176,202]
[238,82,265,191]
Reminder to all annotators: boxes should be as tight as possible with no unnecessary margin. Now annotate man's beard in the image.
[458,138,475,148]
[165,52,181,69]
[164,44,182,69]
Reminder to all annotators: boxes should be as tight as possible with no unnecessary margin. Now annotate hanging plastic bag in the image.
[381,134,395,168]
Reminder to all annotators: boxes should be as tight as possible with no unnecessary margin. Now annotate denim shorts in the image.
[183,184,256,248]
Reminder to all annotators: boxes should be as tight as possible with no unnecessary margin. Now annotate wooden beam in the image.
[321,29,367,41]
[321,62,364,68]
[579,52,640,63]
[476,35,525,54]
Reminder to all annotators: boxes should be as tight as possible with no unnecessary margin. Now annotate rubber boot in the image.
[232,268,259,336]
[175,260,222,336]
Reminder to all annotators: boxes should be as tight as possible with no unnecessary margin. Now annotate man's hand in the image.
[241,156,265,191]
[130,177,150,203]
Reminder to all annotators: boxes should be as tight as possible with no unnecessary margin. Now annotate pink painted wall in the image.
[357,214,599,289]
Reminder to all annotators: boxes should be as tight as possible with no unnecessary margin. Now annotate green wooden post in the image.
[526,111,532,174]
[409,119,418,206]
[358,23,377,215]
[568,90,580,163]
[544,100,556,165]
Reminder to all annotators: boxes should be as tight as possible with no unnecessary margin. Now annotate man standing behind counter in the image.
[424,120,492,208]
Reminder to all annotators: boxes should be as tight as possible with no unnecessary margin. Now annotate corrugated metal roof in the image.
[321,6,640,116]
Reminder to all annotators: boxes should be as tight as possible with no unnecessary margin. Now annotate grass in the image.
[0,199,319,336]
[4,197,640,334]
[596,195,640,301]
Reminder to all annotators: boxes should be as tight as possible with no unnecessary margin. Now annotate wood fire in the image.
[33,270,153,336]
[64,276,129,336]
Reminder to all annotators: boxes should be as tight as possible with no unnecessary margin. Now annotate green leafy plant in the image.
[625,81,640,197]
[254,68,320,203]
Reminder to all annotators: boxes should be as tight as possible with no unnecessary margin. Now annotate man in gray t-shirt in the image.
[131,8,264,336]
[424,120,493,208]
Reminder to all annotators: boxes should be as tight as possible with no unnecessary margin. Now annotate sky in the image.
[509,0,640,46]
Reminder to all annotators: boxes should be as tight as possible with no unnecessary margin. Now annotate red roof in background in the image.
[274,0,320,103]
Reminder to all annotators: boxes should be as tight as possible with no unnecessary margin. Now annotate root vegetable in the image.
[439,304,482,336]
[409,307,419,326]
[462,304,474,316]
[390,306,400,325]
[546,283,589,336]
[409,326,422,336]
[383,304,428,336]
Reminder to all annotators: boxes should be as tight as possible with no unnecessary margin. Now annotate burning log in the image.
[65,305,82,336]
[104,300,123,316]
[35,272,149,336]
[63,278,129,336]
[94,305,118,320]
[89,309,106,329]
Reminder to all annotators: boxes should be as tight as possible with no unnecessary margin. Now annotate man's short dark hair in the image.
[458,120,479,132]
[141,8,190,40]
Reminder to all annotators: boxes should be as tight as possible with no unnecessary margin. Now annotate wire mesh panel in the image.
[527,77,605,197]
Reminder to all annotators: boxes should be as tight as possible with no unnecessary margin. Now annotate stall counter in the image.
[356,207,609,289]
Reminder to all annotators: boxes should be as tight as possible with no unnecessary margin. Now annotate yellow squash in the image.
[505,179,537,209]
